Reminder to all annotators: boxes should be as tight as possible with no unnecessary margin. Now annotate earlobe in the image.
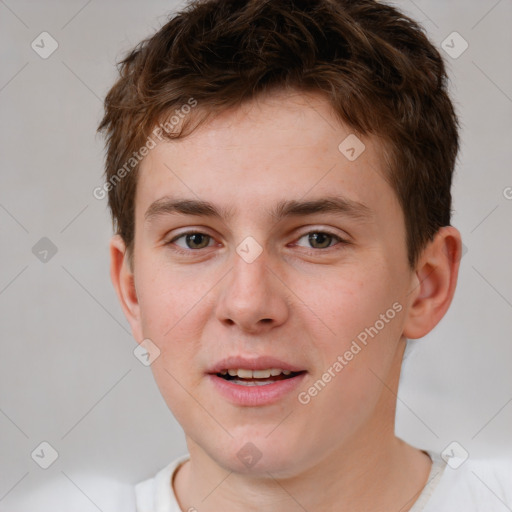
[402,226,462,340]
[109,234,143,341]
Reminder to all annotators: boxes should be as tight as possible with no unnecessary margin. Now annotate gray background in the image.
[1,0,511,510]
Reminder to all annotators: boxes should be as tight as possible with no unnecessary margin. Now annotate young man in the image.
[98,0,511,510]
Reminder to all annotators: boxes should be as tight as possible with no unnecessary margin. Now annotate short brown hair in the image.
[98,0,459,269]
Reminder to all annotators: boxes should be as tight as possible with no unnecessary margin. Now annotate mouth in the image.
[214,368,306,386]
[206,357,308,406]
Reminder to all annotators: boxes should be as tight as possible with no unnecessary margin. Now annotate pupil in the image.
[187,233,209,249]
[310,233,331,249]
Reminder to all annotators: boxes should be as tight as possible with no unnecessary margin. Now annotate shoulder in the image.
[134,454,190,512]
[425,453,512,511]
[5,473,136,512]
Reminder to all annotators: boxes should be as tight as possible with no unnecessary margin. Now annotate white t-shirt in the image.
[134,451,512,511]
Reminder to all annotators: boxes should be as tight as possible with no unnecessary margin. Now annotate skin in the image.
[110,89,462,511]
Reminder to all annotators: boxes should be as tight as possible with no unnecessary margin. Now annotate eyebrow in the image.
[144,195,374,224]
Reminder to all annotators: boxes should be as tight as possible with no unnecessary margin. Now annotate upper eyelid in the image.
[168,229,216,242]
[168,226,346,240]
[168,228,348,248]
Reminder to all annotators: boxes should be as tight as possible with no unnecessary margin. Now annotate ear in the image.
[403,226,462,340]
[109,234,143,342]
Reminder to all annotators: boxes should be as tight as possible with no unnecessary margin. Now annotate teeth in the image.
[253,369,271,378]
[221,368,294,378]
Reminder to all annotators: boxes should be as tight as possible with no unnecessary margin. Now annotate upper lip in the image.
[207,356,306,374]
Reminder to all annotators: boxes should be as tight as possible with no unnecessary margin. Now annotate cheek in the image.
[303,263,405,405]
[136,264,212,412]
[137,259,211,339]
[302,263,401,344]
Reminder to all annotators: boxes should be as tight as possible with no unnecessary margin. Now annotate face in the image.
[121,90,419,476]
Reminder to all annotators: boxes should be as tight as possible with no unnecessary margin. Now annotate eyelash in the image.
[166,229,349,255]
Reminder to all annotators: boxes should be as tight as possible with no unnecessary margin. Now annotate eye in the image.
[168,231,215,251]
[295,230,347,250]
[165,229,348,255]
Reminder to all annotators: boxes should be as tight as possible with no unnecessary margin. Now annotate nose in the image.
[215,246,289,334]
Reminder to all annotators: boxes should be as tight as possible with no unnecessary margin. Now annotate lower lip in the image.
[207,373,307,406]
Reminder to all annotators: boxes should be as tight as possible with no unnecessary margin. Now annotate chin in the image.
[206,433,309,477]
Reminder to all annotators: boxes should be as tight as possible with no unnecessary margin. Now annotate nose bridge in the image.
[229,241,271,308]
[215,239,288,331]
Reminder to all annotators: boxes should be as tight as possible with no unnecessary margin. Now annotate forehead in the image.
[135,91,399,227]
